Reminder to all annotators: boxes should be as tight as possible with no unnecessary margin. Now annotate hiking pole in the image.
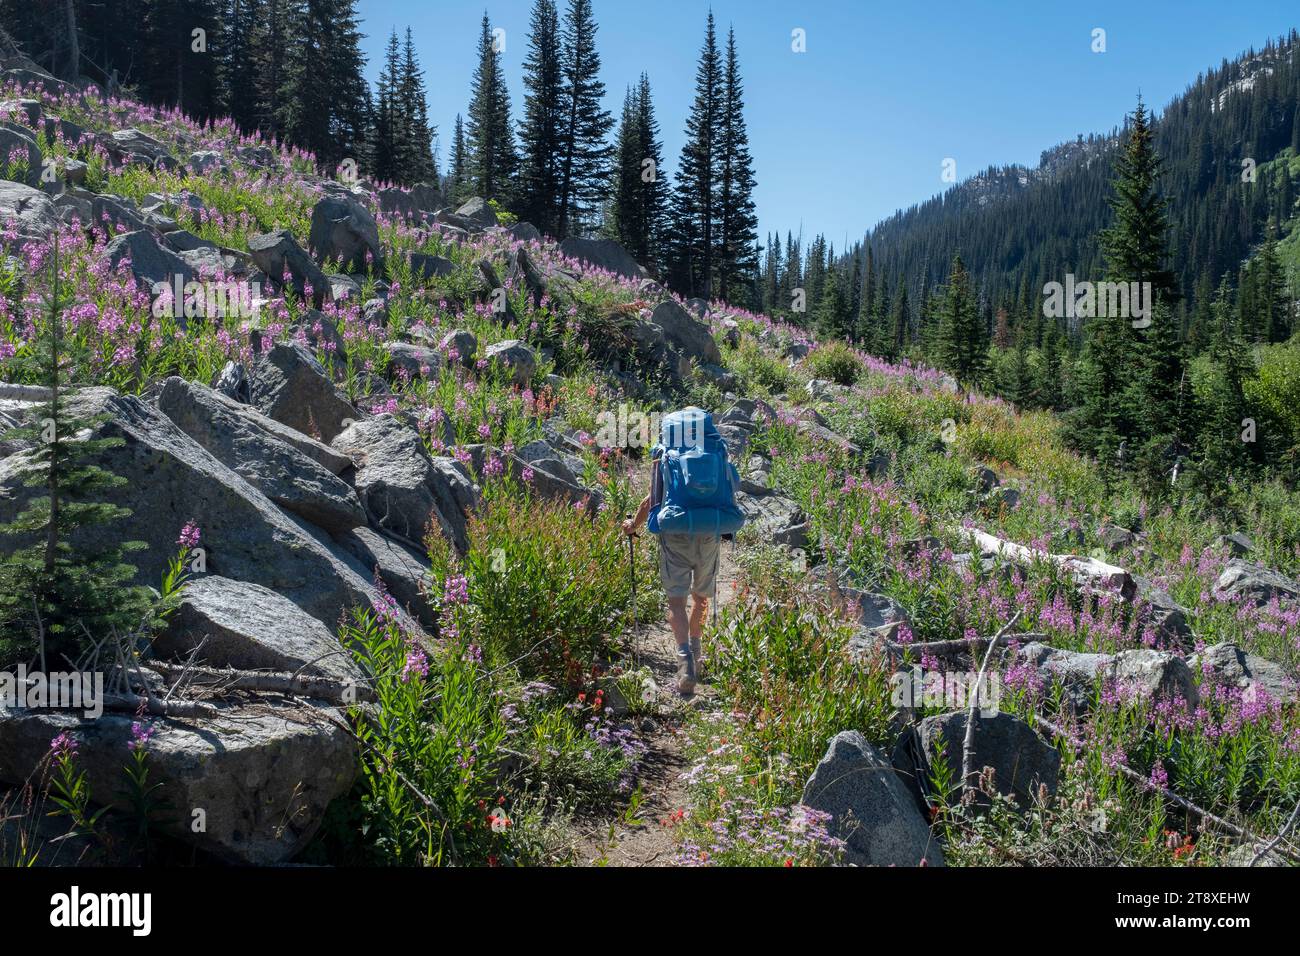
[625,513,638,666]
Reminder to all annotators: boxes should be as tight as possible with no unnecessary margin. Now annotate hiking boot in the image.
[690,636,704,676]
[676,645,697,696]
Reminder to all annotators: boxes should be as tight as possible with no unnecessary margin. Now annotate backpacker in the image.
[648,407,745,536]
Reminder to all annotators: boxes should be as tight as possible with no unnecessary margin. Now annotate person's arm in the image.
[622,494,651,536]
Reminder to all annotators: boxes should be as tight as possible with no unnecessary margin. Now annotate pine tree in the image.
[517,0,564,235]
[1196,275,1256,483]
[668,12,723,298]
[605,77,665,268]
[715,26,758,304]
[370,30,402,184]
[935,255,986,383]
[448,113,470,202]
[466,12,518,204]
[0,241,150,667]
[395,27,436,184]
[554,0,614,236]
[633,73,667,271]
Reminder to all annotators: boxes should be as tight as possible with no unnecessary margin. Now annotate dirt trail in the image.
[575,540,740,866]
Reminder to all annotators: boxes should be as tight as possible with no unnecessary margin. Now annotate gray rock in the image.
[385,341,443,382]
[408,252,454,280]
[332,415,478,552]
[1215,532,1254,557]
[0,98,41,125]
[485,339,537,388]
[893,712,1060,812]
[1215,559,1300,608]
[796,419,862,456]
[1133,575,1193,645]
[309,192,382,272]
[558,236,647,282]
[974,465,1000,492]
[333,526,437,628]
[843,589,912,634]
[1017,642,1198,711]
[454,197,498,229]
[0,388,388,629]
[684,297,709,318]
[507,245,548,309]
[649,300,722,365]
[409,182,445,213]
[248,229,328,306]
[249,341,356,444]
[1189,643,1297,705]
[440,329,478,367]
[508,221,541,243]
[104,230,193,291]
[0,703,356,865]
[377,187,420,220]
[800,730,944,867]
[156,377,364,534]
[1098,524,1135,550]
[0,180,57,251]
[107,128,169,163]
[738,492,809,549]
[154,574,362,682]
[188,150,225,175]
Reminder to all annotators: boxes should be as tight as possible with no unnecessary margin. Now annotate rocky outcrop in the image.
[154,574,364,682]
[0,180,57,250]
[648,300,722,365]
[558,237,646,281]
[332,415,478,552]
[1215,559,1300,608]
[248,229,328,306]
[485,339,537,388]
[1016,642,1198,711]
[156,377,365,534]
[892,712,1060,812]
[249,342,357,444]
[0,388,387,630]
[801,730,944,867]
[0,704,356,865]
[1189,643,1297,705]
[309,192,382,272]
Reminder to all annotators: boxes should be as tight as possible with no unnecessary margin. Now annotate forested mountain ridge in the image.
[851,32,1300,316]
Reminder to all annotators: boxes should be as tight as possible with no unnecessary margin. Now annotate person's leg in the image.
[668,596,690,648]
[659,534,697,694]
[688,593,709,639]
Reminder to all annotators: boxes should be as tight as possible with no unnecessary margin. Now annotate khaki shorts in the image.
[658,532,722,599]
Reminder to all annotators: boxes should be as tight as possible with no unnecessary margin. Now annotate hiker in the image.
[622,407,745,695]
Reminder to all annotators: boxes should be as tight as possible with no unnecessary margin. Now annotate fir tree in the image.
[935,254,986,383]
[517,0,564,235]
[667,12,723,298]
[715,26,758,304]
[448,113,470,202]
[395,27,436,183]
[467,12,518,204]
[0,241,150,668]
[555,0,613,236]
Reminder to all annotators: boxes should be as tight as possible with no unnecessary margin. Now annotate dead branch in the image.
[149,661,376,704]
[956,527,1135,599]
[961,610,1022,793]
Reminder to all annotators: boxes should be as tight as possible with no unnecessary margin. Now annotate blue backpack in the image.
[648,407,745,536]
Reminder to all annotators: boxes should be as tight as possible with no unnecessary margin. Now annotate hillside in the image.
[853,32,1300,315]
[1,52,1300,872]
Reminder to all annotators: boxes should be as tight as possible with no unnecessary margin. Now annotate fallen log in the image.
[956,527,1135,600]
[890,632,1049,660]
[149,661,376,704]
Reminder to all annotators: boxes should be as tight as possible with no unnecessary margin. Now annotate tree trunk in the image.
[62,0,80,80]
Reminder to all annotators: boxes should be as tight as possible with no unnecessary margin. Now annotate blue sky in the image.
[355,0,1298,248]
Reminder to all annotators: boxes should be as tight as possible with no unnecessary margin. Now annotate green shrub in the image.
[431,491,658,689]
[805,341,863,386]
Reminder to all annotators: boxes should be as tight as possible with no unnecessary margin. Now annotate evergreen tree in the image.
[667,12,723,298]
[448,113,470,202]
[466,12,518,204]
[1196,275,1257,483]
[935,254,986,383]
[395,27,436,183]
[715,26,758,304]
[370,30,402,184]
[555,0,614,236]
[517,0,564,235]
[0,242,150,667]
